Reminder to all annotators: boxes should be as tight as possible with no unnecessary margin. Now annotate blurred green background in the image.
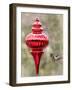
[21,13,63,77]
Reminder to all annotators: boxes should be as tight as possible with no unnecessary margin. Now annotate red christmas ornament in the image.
[25,18,49,75]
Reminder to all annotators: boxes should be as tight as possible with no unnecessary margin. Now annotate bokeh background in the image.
[21,12,63,77]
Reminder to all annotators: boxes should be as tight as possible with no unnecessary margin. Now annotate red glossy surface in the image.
[25,18,49,75]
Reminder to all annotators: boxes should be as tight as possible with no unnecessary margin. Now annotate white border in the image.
[16,7,68,83]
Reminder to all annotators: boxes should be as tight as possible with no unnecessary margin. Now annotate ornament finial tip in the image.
[36,17,39,21]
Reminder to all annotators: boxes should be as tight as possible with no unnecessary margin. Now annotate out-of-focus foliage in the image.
[21,13,63,77]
